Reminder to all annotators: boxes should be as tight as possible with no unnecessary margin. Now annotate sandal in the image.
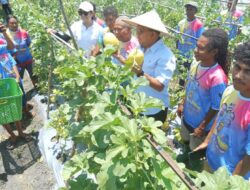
[6,140,17,150]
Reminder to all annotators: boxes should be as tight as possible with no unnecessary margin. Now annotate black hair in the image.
[89,2,97,20]
[6,15,18,24]
[185,5,198,13]
[103,6,118,18]
[234,41,250,67]
[90,2,96,12]
[202,28,230,76]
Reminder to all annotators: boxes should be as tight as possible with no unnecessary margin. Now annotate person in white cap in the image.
[177,1,204,71]
[112,16,139,65]
[47,1,103,57]
[123,10,176,123]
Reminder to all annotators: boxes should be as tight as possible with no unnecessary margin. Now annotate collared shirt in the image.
[69,20,103,57]
[136,39,176,115]
[206,86,250,180]
[177,18,204,59]
[7,28,33,67]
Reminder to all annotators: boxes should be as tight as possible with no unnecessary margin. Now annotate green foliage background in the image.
[1,0,250,189]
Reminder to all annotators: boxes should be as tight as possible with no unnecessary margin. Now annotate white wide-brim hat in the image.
[122,10,169,36]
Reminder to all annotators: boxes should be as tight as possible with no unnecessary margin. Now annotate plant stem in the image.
[58,0,78,50]
[142,168,157,190]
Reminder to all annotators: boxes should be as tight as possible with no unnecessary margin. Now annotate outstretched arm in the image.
[47,28,71,42]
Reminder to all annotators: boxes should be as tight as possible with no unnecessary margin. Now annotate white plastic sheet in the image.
[35,94,73,189]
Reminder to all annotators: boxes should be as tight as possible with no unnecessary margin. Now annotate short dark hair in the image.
[103,6,118,18]
[6,15,18,24]
[234,41,250,67]
[185,5,197,13]
[89,2,97,20]
[202,28,230,75]
[90,2,96,12]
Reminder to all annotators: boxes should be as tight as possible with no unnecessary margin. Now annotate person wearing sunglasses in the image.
[47,1,103,58]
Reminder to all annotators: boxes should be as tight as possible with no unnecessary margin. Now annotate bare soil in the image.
[0,74,55,190]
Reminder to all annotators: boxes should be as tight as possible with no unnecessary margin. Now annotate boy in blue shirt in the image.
[194,41,250,179]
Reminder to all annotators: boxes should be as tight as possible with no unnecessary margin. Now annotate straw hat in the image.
[122,10,169,36]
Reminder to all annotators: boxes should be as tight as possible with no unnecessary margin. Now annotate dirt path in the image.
[0,74,55,190]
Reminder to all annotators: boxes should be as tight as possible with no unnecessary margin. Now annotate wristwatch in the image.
[137,70,144,77]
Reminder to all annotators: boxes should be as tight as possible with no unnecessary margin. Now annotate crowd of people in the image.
[0,0,249,181]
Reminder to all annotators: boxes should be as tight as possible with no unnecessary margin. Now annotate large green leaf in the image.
[195,167,250,190]
[106,145,127,161]
[82,112,121,133]
[139,117,167,145]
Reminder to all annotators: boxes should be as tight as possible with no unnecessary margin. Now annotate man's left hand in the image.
[132,62,143,76]
[194,123,206,137]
